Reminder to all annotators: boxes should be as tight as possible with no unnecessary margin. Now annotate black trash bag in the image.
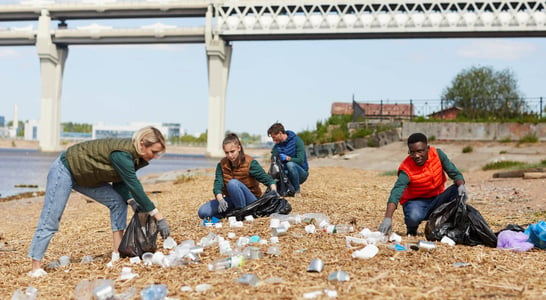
[495,224,526,236]
[224,190,292,221]
[268,154,295,197]
[425,195,497,247]
[119,212,159,258]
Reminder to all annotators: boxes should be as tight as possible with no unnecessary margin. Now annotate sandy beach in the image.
[1,140,545,299]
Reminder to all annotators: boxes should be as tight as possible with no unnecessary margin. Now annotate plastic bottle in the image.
[324,224,354,234]
[140,284,168,300]
[208,255,245,271]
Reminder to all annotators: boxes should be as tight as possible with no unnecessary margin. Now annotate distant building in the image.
[0,115,6,137]
[331,102,413,120]
[92,122,182,140]
[428,106,462,120]
[24,120,39,140]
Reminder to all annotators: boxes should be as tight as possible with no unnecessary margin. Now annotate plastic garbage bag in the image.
[268,154,295,197]
[224,190,292,221]
[425,195,497,247]
[497,230,534,252]
[119,212,159,258]
[524,220,546,249]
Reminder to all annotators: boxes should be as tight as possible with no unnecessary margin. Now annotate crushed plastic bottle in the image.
[208,255,245,271]
[237,274,260,286]
[324,224,354,234]
[140,284,168,300]
[11,286,37,300]
[92,280,115,300]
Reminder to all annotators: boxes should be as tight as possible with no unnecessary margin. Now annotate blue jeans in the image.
[28,156,128,261]
[197,179,258,219]
[402,184,459,234]
[285,161,308,192]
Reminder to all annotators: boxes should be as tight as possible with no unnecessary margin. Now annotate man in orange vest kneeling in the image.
[378,133,466,236]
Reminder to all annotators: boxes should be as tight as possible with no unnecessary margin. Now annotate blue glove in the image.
[279,153,287,162]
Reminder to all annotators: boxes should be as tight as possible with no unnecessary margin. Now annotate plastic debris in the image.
[11,286,37,300]
[119,267,138,281]
[441,236,456,246]
[306,258,324,272]
[140,284,167,300]
[237,274,260,286]
[195,284,212,292]
[163,237,177,249]
[328,270,350,282]
[352,244,379,259]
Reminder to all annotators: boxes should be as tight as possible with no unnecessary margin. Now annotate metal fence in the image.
[357,97,544,119]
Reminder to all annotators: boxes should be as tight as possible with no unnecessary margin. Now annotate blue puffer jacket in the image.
[272,130,309,171]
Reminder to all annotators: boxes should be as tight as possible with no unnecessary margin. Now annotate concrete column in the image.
[36,9,68,151]
[205,5,232,157]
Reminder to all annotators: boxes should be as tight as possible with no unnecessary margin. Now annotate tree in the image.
[441,66,528,120]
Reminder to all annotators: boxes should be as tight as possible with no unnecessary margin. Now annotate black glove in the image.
[127,199,141,213]
[157,219,170,239]
[378,217,392,235]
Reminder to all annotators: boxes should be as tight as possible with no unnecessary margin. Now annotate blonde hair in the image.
[132,126,166,155]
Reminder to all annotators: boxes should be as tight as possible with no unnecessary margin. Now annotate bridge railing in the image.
[213,1,546,40]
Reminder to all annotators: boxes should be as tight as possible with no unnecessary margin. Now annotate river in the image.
[0,148,219,199]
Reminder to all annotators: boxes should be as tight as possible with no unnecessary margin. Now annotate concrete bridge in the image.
[1,0,545,156]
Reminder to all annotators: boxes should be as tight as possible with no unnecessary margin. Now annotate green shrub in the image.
[499,137,512,143]
[462,145,473,153]
[482,160,526,171]
[517,134,538,145]
[381,170,398,176]
[499,150,507,154]
[428,135,437,142]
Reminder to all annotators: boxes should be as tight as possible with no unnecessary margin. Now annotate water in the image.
[0,148,218,199]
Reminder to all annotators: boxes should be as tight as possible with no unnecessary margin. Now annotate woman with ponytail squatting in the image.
[28,126,171,277]
[198,133,277,219]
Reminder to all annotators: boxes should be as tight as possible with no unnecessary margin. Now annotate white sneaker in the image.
[28,268,47,278]
[107,252,120,268]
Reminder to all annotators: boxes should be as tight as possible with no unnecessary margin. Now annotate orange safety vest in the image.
[398,146,446,205]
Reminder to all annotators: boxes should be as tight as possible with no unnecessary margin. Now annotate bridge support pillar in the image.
[36,9,68,152]
[205,14,232,157]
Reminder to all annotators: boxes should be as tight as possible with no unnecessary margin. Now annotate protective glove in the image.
[157,219,170,239]
[378,217,392,235]
[279,153,287,162]
[458,184,467,197]
[127,199,141,213]
[217,198,229,213]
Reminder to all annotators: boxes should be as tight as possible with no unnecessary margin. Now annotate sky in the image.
[1,17,546,136]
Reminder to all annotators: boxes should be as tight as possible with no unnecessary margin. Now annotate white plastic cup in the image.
[163,237,177,249]
[352,244,379,259]
[151,252,165,266]
[270,218,280,228]
[59,255,71,266]
[305,224,316,233]
[142,252,154,265]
